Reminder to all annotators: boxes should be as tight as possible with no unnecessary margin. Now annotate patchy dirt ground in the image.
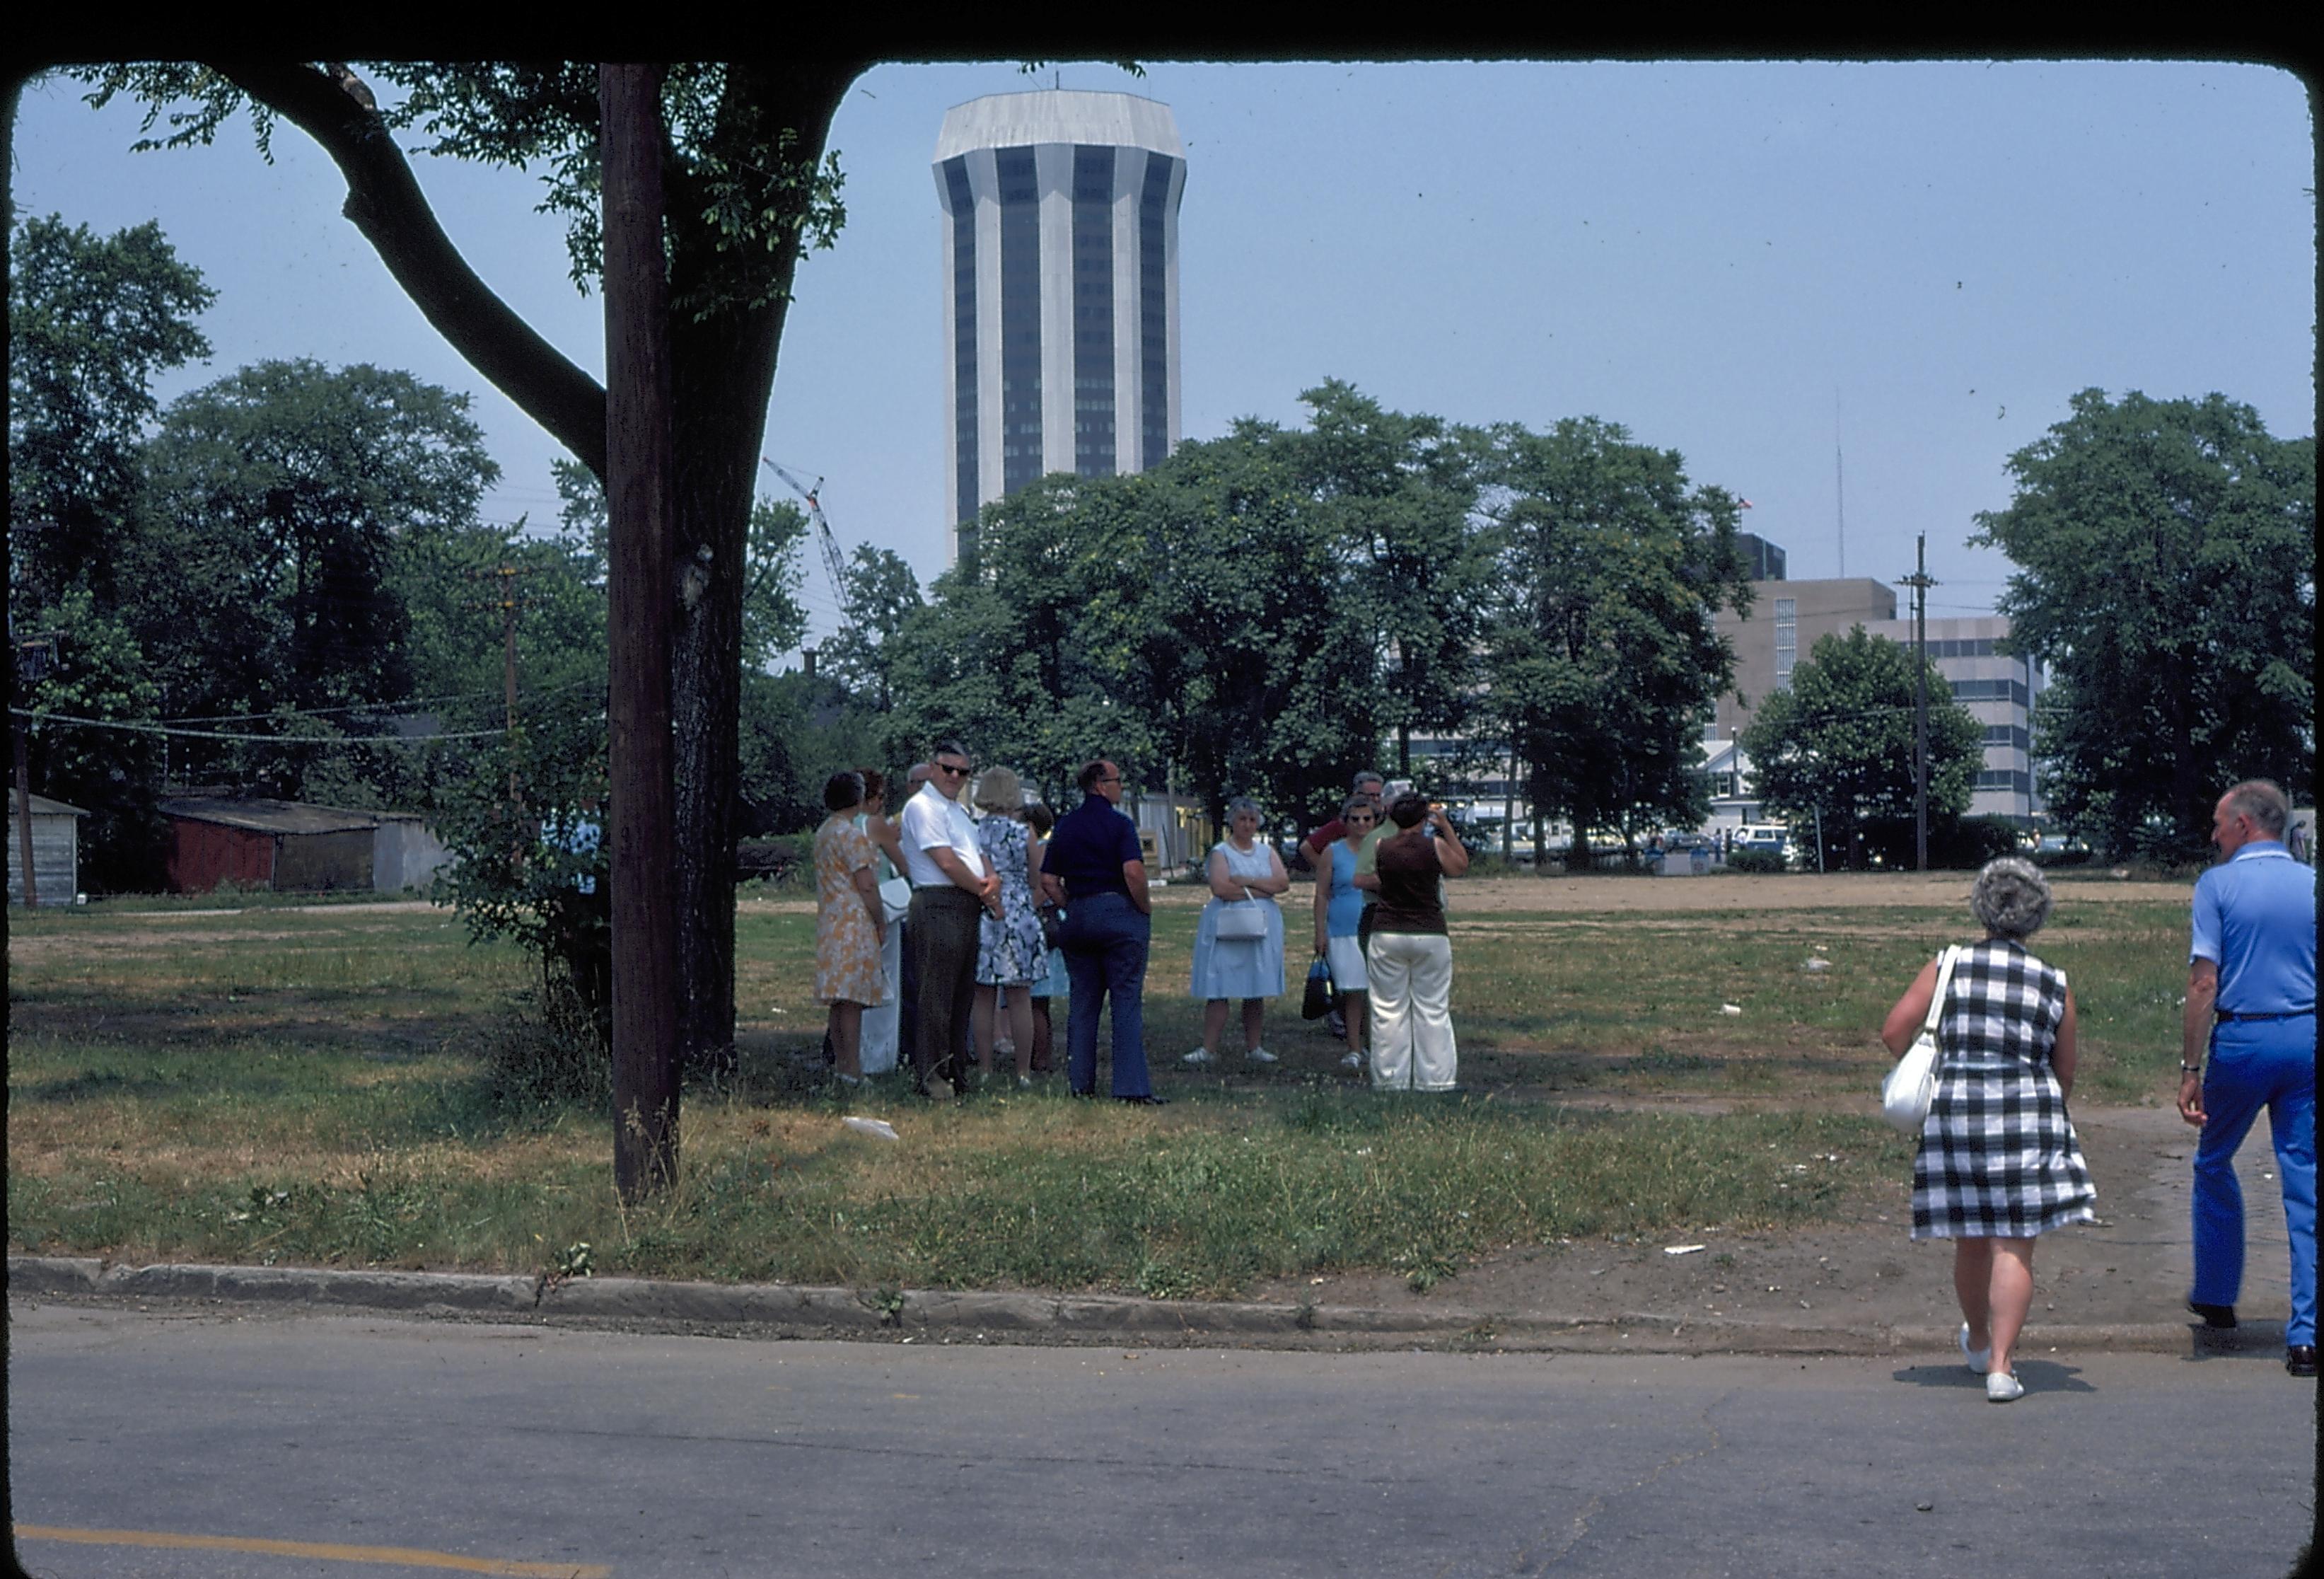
[1244,1100,2289,1346]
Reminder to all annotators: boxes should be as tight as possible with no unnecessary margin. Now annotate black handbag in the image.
[1300,955,1335,1020]
[1038,904,1066,952]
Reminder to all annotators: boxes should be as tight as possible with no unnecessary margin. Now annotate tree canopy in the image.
[8,212,214,611]
[1477,416,1753,859]
[1970,388,2314,859]
[821,385,1753,843]
[75,59,864,1068]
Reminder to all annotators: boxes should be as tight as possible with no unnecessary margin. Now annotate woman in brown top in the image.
[1364,792,1469,1090]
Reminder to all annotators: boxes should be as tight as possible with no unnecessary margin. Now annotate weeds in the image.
[8,889,2180,1295]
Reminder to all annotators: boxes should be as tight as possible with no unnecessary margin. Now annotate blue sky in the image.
[11,59,2313,654]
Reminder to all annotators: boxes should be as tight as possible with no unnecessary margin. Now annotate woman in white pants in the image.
[1360,793,1468,1090]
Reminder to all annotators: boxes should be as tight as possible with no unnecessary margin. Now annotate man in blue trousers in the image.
[2177,779,2317,1376]
[1040,758,1163,1105]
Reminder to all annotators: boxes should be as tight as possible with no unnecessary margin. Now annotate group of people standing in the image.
[813,749,1472,1102]
[1296,771,1472,1089]
[812,745,1162,1104]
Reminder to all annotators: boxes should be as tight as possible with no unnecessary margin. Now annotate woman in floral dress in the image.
[971,765,1047,1087]
[813,770,888,1085]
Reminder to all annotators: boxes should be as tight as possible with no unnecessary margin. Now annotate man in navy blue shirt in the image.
[1040,759,1163,1104]
[2178,780,2317,1375]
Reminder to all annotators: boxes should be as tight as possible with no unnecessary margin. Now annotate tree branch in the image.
[210,61,608,479]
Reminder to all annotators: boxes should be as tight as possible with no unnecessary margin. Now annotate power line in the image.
[10,707,509,744]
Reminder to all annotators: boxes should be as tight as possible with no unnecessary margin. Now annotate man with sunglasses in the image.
[897,740,999,1099]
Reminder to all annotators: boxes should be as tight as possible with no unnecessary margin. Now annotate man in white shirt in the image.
[897,739,999,1099]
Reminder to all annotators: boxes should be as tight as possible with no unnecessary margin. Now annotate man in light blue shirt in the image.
[2177,779,2317,1375]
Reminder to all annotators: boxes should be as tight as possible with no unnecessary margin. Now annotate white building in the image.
[934,91,1187,562]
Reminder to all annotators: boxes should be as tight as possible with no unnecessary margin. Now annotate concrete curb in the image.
[6,1256,2196,1356]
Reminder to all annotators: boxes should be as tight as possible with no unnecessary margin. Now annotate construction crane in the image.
[760,458,850,615]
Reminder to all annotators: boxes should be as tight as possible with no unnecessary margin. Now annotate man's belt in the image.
[2215,1007,2316,1022]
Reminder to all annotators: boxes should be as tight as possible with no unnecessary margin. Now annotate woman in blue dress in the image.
[1310,795,1378,1071]
[971,766,1047,1087]
[1185,796,1291,1068]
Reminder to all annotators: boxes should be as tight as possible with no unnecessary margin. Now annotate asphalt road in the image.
[8,1303,2315,1579]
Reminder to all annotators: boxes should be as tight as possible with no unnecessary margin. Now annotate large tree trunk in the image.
[667,320,775,1077]
[662,63,852,1077]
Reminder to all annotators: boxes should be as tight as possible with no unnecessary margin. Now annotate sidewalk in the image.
[8,1106,2294,1358]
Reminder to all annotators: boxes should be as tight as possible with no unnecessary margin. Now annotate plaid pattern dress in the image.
[1910,939,2097,1239]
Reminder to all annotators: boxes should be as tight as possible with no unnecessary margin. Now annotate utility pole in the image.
[601,62,681,1202]
[1898,535,1939,872]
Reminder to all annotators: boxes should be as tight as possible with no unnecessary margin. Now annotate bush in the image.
[1862,814,2024,870]
[1724,848,1789,874]
[479,977,610,1109]
[735,833,816,887]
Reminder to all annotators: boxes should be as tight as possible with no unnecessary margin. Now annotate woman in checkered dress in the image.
[1881,857,2096,1402]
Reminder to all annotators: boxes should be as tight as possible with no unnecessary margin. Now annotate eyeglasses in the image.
[934,761,972,777]
[1095,773,1122,785]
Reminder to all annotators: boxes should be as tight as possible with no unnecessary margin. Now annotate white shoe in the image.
[1985,1371,2023,1403]
[1183,1047,1216,1066]
[1341,1051,1364,1069]
[1959,1323,1990,1375]
[1245,1047,1277,1064]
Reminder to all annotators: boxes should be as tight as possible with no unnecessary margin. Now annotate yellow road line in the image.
[13,1523,610,1577]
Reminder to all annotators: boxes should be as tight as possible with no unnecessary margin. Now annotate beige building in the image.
[1707,567,2043,826]
[1711,577,1898,737]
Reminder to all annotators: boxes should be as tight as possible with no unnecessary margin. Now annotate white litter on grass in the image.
[1663,1244,1707,1256]
[842,1116,900,1142]
[1803,957,1832,971]
[1720,1004,1743,1016]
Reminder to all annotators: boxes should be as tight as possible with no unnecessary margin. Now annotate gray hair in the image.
[1969,856,2053,940]
[2224,780,2291,840]
[1342,796,1379,821]
[1352,770,1385,791]
[1226,795,1262,822]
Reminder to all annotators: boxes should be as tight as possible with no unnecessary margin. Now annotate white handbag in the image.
[1881,945,1960,1133]
[1214,898,1270,941]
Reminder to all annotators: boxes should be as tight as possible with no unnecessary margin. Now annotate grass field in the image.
[6,881,2193,1297]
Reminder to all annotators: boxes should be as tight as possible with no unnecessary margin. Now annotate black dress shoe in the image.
[1115,1094,1169,1106]
[2188,1299,2238,1329]
[2288,1345,2318,1377]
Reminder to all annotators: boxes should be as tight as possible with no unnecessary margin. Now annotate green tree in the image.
[7,212,214,613]
[1290,381,1487,779]
[1739,626,1984,870]
[79,59,862,1068]
[820,545,927,716]
[1477,417,1753,863]
[133,359,496,796]
[16,589,166,891]
[1970,389,2315,859]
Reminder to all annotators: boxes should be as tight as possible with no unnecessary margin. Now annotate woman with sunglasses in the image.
[1312,795,1378,1071]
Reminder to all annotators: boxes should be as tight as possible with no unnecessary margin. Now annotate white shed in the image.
[7,790,86,906]
[371,811,452,893]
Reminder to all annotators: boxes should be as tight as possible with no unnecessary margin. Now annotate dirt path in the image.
[1245,1101,2286,1346]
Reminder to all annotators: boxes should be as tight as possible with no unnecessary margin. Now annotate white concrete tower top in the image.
[934,90,1184,161]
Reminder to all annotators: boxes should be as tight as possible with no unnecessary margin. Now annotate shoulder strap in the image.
[1923,946,1960,1034]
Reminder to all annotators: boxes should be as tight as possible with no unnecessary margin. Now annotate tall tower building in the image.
[933,91,1186,561]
